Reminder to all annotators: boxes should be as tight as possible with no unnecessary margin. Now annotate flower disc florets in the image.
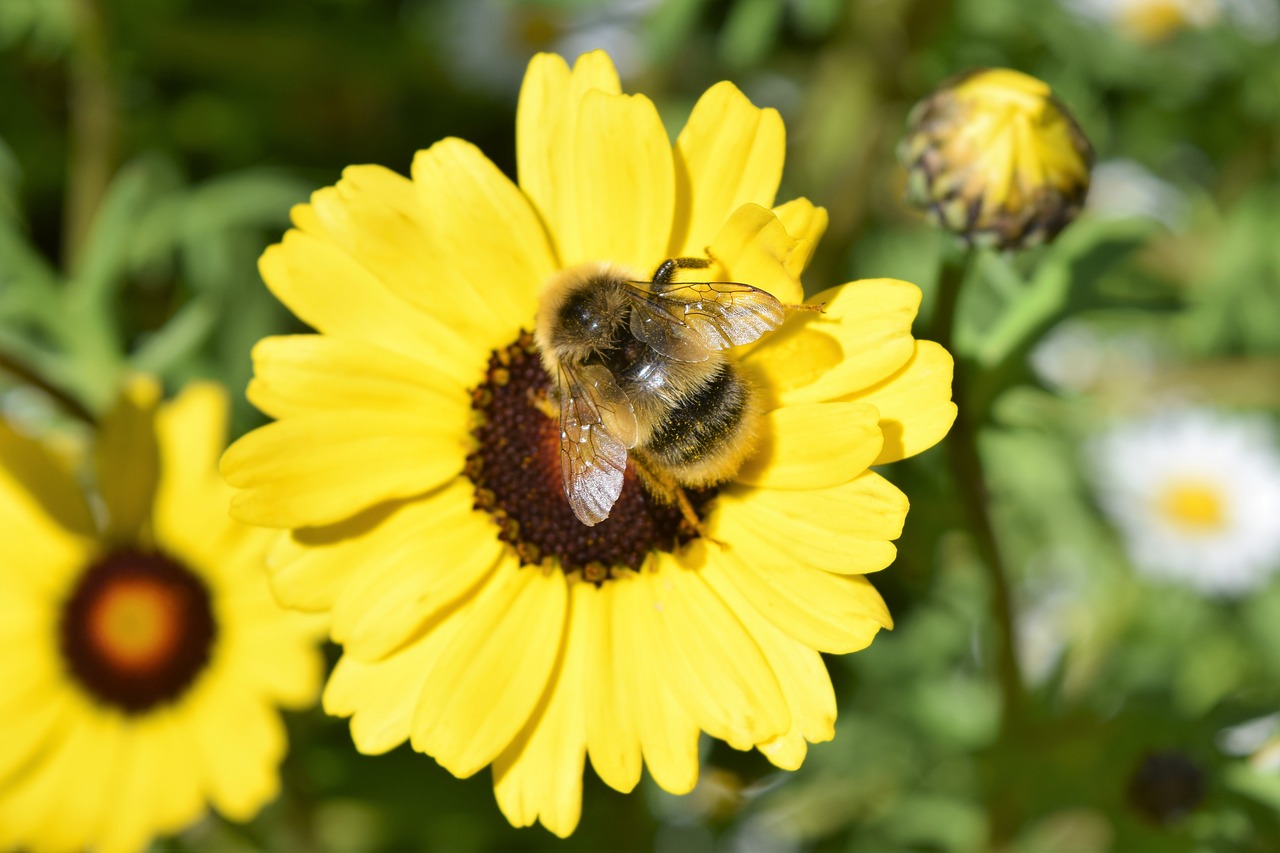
[465,332,711,580]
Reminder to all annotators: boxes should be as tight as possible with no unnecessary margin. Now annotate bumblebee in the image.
[534,257,790,526]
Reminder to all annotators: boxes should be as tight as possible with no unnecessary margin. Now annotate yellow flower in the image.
[0,378,323,853]
[221,51,957,837]
[900,68,1094,250]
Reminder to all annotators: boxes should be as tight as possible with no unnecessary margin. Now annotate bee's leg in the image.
[698,247,825,313]
[630,453,726,549]
[653,256,712,285]
[527,387,559,420]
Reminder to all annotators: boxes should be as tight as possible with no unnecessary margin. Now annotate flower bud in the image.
[899,68,1094,251]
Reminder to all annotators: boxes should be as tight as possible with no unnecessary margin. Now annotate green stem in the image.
[0,349,95,423]
[933,252,1024,725]
[64,0,117,271]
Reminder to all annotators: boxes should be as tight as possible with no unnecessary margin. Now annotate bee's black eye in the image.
[557,291,605,342]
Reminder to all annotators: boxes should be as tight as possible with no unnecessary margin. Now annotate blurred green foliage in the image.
[5,0,1280,850]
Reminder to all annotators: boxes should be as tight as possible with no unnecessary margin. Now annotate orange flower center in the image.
[86,577,183,672]
[60,550,217,713]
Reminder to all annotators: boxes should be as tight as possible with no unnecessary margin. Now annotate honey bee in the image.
[534,256,793,527]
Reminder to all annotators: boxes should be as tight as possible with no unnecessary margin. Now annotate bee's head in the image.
[534,263,631,365]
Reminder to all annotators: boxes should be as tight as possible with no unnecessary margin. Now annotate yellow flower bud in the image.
[899,68,1094,251]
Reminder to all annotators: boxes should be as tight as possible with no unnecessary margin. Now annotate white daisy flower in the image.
[1089,409,1280,596]
[1086,159,1189,229]
[1064,0,1220,41]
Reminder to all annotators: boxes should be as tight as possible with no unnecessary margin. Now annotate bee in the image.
[534,256,793,527]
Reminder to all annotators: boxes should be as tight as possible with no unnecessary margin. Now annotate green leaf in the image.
[69,157,180,311]
[717,0,785,70]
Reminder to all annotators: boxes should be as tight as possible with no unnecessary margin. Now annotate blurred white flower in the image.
[421,0,653,95]
[1218,713,1280,756]
[1221,0,1280,41]
[1064,0,1220,41]
[1086,159,1189,229]
[1218,714,1280,771]
[1089,409,1280,596]
[1030,320,1159,394]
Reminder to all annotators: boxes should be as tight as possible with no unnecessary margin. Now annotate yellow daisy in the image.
[0,378,323,853]
[221,50,957,837]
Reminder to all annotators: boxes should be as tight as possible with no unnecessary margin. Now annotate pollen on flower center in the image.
[1158,479,1227,531]
[59,550,217,713]
[465,331,712,581]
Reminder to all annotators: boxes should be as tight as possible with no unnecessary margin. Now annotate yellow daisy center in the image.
[1157,478,1227,532]
[465,332,712,581]
[1121,1,1196,42]
[59,550,217,713]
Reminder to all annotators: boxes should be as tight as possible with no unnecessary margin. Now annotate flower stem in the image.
[64,0,117,271]
[0,349,95,423]
[932,251,1024,724]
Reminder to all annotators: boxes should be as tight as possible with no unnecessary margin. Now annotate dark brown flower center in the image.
[465,332,712,582]
[59,549,217,713]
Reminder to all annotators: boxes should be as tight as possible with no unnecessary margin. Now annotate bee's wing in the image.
[558,362,638,527]
[625,280,785,362]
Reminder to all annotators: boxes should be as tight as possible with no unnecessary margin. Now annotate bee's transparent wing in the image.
[625,280,785,362]
[558,362,638,527]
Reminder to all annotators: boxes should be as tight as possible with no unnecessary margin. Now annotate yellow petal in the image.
[517,51,622,263]
[706,569,836,769]
[0,679,73,787]
[0,424,95,592]
[492,581,593,838]
[642,552,790,750]
[670,82,785,258]
[736,469,907,538]
[219,608,323,710]
[221,414,465,528]
[758,732,809,771]
[841,340,958,463]
[329,480,506,661]
[1,710,124,853]
[559,88,674,272]
[611,569,701,794]
[189,679,285,821]
[734,401,883,490]
[96,374,161,545]
[711,482,901,575]
[411,559,567,778]
[131,710,206,834]
[773,198,829,258]
[0,425,94,537]
[152,381,240,567]
[297,147,552,358]
[266,502,404,613]
[706,203,807,305]
[706,555,891,654]
[324,637,439,755]
[745,278,922,407]
[583,581,643,794]
[246,334,469,423]
[408,138,555,344]
[259,231,481,388]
